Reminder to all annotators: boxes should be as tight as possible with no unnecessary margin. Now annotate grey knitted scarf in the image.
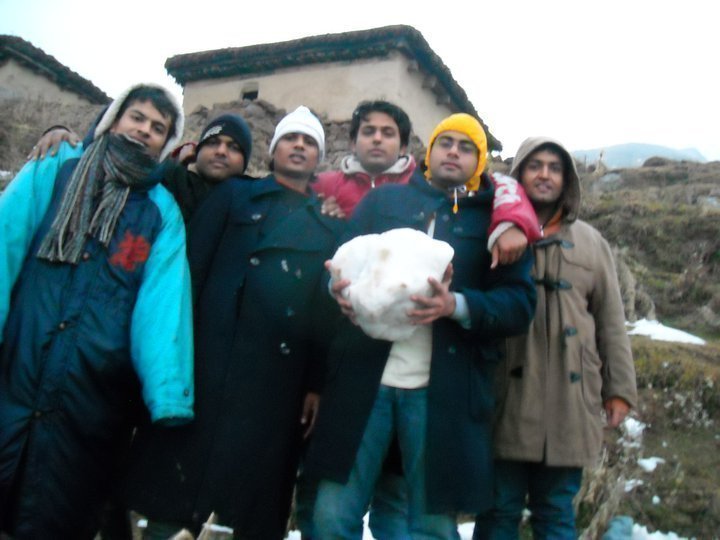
[37,133,159,264]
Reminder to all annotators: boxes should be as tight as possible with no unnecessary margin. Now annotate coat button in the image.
[33,410,42,418]
[442,214,450,222]
[251,213,262,221]
[249,257,260,266]
[279,342,291,355]
[183,388,190,397]
[286,307,295,317]
[58,321,67,331]
[82,252,91,261]
[447,345,456,354]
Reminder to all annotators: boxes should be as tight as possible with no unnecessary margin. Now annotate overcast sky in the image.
[2,0,718,160]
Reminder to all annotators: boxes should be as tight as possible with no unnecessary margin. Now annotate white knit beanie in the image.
[268,106,325,160]
[93,82,184,161]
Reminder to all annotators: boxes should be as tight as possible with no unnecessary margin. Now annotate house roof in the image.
[165,25,500,150]
[0,35,110,105]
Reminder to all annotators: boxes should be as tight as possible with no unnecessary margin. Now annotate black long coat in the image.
[125,177,344,538]
[304,173,536,513]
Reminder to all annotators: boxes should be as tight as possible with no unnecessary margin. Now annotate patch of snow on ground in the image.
[287,519,479,539]
[458,521,476,539]
[625,478,644,492]
[286,513,376,539]
[618,417,646,448]
[623,417,646,439]
[627,319,705,345]
[638,457,666,472]
[288,516,691,540]
[632,523,687,539]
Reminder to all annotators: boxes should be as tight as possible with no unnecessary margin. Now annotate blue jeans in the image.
[313,385,459,540]
[299,454,410,539]
[369,469,410,539]
[473,460,582,540]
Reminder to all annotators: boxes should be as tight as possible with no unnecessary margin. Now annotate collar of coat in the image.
[410,171,495,206]
[340,154,416,181]
[250,174,315,198]
[249,175,343,229]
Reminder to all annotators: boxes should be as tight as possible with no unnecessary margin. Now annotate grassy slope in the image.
[581,173,720,340]
[576,337,720,538]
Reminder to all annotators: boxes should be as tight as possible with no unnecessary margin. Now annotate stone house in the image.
[0,35,109,106]
[165,25,500,150]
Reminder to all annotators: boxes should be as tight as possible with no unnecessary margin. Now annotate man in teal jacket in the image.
[0,83,194,539]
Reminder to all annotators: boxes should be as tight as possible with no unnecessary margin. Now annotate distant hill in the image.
[573,143,707,169]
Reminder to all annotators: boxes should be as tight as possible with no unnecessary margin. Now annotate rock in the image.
[328,228,454,341]
[643,156,672,167]
[613,247,656,322]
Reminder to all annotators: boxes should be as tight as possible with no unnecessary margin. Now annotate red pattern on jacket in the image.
[489,172,542,244]
[110,231,151,272]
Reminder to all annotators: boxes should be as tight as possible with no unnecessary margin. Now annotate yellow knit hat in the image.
[424,113,488,192]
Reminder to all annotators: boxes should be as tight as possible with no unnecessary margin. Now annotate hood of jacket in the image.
[340,154,416,181]
[510,136,580,223]
[93,82,185,162]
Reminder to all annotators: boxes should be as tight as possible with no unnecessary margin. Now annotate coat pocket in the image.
[469,347,500,421]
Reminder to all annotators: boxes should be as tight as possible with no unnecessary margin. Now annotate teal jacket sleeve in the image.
[130,185,195,425]
[0,143,83,341]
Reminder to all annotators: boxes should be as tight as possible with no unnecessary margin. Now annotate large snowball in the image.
[329,228,454,341]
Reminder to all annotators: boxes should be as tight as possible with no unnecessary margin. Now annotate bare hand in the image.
[319,195,346,219]
[176,142,197,164]
[325,260,356,323]
[301,392,321,439]
[28,127,80,161]
[604,396,631,428]
[491,226,528,269]
[408,263,455,325]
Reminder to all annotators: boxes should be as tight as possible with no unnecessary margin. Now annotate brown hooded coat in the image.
[493,137,637,467]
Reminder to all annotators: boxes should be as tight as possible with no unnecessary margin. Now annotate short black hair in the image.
[350,100,412,147]
[116,86,178,140]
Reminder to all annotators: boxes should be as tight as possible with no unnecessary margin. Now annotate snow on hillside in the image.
[627,319,706,345]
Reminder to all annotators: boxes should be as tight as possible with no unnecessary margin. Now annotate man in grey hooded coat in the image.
[474,137,637,540]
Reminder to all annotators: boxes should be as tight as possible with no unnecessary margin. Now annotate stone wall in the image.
[0,97,103,179]
[182,98,427,178]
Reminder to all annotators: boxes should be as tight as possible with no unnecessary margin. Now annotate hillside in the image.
[581,161,720,339]
[576,336,720,539]
[573,143,707,169]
